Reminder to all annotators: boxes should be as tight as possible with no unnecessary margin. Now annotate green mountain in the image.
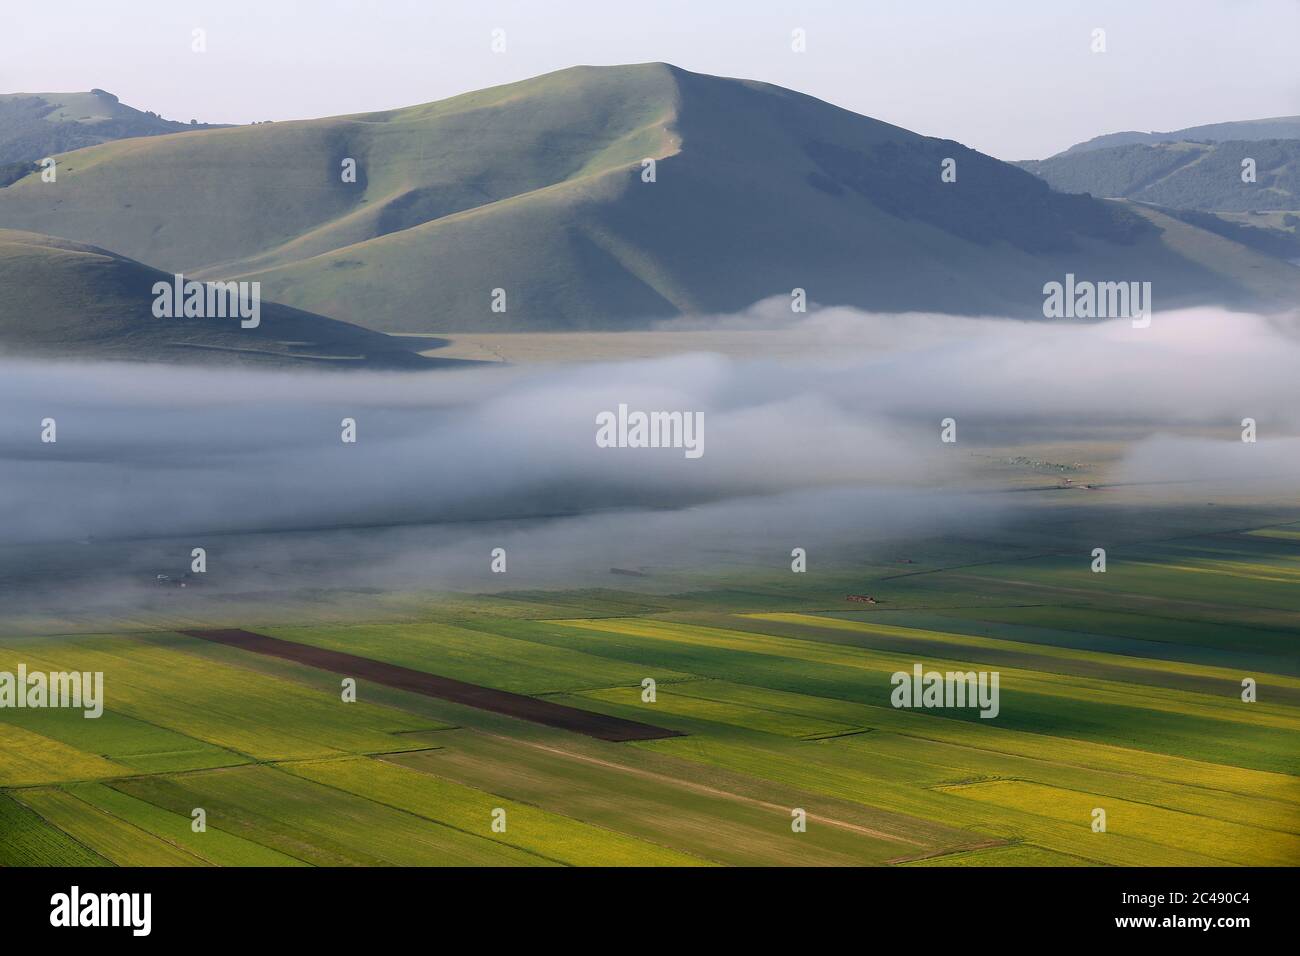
[1,65,1295,331]
[1017,139,1300,212]
[0,90,227,176]
[0,229,436,367]
[1053,115,1300,156]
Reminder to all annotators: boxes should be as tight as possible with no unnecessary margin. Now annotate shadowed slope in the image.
[0,229,439,367]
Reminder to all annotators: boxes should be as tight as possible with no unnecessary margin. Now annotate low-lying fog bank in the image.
[2,306,1297,619]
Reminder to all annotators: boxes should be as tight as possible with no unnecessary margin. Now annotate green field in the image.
[2,507,1297,866]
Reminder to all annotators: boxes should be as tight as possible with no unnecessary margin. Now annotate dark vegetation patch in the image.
[805,138,1151,253]
[180,628,685,742]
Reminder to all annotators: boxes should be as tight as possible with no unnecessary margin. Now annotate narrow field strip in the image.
[181,628,683,742]
[938,779,1300,866]
[748,612,1300,691]
[479,731,926,848]
[286,755,710,866]
[15,787,209,867]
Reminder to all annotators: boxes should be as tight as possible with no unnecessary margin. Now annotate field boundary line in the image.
[479,731,927,847]
[17,785,211,868]
[267,761,574,868]
[933,777,1300,839]
[1,788,114,867]
[376,751,722,867]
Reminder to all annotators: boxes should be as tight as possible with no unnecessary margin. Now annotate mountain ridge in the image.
[1050,115,1300,157]
[1,64,1295,332]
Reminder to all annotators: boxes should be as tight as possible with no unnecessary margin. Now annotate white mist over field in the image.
[0,307,1296,611]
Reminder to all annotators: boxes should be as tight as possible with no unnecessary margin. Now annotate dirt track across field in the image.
[180,628,684,743]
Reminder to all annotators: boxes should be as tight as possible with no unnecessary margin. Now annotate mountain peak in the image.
[0,90,228,166]
[1,69,1294,336]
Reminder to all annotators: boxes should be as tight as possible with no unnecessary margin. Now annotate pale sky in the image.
[3,0,1297,159]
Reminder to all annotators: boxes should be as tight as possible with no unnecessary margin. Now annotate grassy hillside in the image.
[1019,139,1300,212]
[0,229,437,367]
[0,65,1294,331]
[1055,115,1300,156]
[1118,204,1300,299]
[0,90,226,169]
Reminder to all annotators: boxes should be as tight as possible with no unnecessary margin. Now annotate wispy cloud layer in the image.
[1,306,1295,610]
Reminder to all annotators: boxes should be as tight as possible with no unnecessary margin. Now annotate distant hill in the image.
[0,90,228,172]
[1053,116,1300,157]
[0,65,1296,330]
[0,229,438,367]
[1118,204,1300,302]
[1017,139,1300,212]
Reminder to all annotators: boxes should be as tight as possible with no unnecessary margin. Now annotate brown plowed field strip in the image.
[180,628,684,743]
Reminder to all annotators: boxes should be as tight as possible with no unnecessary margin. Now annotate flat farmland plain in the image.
[2,504,1297,866]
